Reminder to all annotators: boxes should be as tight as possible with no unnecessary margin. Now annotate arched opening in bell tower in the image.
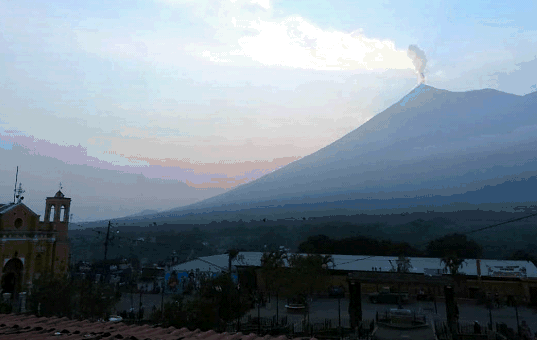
[60,205,66,222]
[49,205,55,222]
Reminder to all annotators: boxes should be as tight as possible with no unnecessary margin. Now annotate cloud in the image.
[223,17,413,70]
[250,0,270,10]
[74,0,414,72]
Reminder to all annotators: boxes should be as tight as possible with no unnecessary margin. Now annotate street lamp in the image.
[236,284,241,332]
[161,277,165,320]
[256,291,261,335]
[338,292,342,339]
[513,297,520,336]
[485,293,494,331]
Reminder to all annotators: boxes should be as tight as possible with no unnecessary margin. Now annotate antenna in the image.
[13,166,18,204]
[16,183,26,204]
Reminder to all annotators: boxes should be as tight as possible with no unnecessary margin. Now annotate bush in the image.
[0,300,12,314]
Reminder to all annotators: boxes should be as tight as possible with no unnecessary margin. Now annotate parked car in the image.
[285,297,307,313]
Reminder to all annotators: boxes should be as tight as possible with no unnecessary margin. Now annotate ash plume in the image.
[407,45,427,84]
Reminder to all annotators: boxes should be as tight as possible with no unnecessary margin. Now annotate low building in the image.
[174,252,537,305]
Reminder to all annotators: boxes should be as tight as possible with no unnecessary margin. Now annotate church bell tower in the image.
[44,186,71,273]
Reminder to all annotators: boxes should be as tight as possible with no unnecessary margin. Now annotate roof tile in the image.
[0,314,317,340]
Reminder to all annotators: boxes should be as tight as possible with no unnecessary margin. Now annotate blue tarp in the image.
[165,271,189,282]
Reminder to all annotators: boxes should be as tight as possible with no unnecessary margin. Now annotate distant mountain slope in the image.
[148,85,537,219]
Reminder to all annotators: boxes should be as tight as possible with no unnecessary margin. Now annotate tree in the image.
[29,273,120,320]
[28,273,72,318]
[508,250,537,267]
[259,251,333,306]
[257,230,289,252]
[298,235,333,254]
[201,273,251,325]
[284,253,333,305]
[395,255,412,273]
[151,294,186,326]
[298,234,423,257]
[74,278,121,320]
[158,274,252,331]
[408,218,433,234]
[260,250,287,296]
[426,233,482,259]
[440,254,466,276]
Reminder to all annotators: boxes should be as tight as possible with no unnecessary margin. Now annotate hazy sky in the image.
[1,0,537,220]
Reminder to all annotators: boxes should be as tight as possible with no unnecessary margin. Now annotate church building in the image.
[0,190,71,297]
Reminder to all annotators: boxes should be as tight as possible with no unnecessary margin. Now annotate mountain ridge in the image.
[113,85,537,223]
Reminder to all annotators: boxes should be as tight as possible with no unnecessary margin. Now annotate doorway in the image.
[1,258,24,296]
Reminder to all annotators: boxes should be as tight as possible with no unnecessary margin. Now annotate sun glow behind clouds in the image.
[227,17,413,70]
[155,0,414,71]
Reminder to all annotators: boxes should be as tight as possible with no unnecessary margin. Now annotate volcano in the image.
[151,84,537,219]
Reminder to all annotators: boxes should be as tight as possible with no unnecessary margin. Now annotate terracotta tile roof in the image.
[0,314,317,340]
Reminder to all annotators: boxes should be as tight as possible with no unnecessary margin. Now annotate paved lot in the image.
[246,296,537,333]
[115,293,537,335]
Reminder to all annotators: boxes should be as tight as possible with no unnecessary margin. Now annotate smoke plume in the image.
[407,45,427,84]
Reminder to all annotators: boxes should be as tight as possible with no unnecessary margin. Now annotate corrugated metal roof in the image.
[173,252,537,279]
[170,255,229,273]
[0,314,311,340]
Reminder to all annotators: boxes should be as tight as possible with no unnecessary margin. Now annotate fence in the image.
[434,320,509,340]
[289,319,374,339]
[376,310,427,325]
[226,315,375,339]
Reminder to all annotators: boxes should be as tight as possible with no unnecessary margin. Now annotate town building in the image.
[0,190,71,297]
[167,252,537,305]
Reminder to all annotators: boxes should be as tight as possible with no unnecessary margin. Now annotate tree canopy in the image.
[28,273,120,320]
[297,234,423,257]
[157,273,253,331]
[426,233,483,259]
[259,251,332,305]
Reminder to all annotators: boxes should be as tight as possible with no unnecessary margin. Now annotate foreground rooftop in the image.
[0,314,316,340]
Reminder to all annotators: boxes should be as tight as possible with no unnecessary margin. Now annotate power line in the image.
[414,211,537,249]
[337,255,377,266]
[290,211,537,264]
[70,221,174,247]
[461,211,537,235]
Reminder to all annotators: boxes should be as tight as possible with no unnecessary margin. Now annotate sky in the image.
[1,0,537,221]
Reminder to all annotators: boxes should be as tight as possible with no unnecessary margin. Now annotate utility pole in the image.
[104,221,111,261]
[139,289,143,323]
[257,291,261,335]
[161,277,165,320]
[514,299,520,336]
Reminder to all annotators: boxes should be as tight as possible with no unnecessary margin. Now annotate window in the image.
[14,218,23,229]
[60,205,66,222]
[49,205,55,222]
